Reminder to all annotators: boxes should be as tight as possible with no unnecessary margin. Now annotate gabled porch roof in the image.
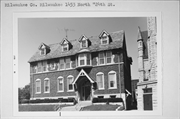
[72,69,95,85]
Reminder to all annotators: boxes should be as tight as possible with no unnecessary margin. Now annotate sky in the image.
[18,17,147,88]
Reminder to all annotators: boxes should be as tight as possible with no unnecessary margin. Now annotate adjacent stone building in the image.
[28,30,132,109]
[137,17,157,110]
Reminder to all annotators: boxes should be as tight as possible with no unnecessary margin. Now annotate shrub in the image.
[92,98,123,103]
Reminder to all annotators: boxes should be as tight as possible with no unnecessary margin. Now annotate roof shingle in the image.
[28,30,125,63]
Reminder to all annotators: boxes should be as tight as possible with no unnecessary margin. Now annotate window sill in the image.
[98,88,105,90]
[35,92,41,94]
[57,91,64,93]
[108,87,117,90]
[67,90,74,92]
[44,92,50,93]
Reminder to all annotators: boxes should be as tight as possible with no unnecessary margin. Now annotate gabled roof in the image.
[72,69,94,85]
[38,42,50,50]
[28,30,125,63]
[60,38,70,45]
[79,35,88,42]
[99,30,110,38]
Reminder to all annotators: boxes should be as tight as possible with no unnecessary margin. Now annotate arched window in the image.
[44,78,50,93]
[35,79,41,93]
[108,71,117,89]
[96,72,104,90]
[67,75,74,91]
[57,76,64,92]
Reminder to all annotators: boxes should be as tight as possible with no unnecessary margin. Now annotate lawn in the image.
[82,104,120,111]
[19,104,72,111]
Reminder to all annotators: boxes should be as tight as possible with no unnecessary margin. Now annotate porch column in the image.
[91,83,95,100]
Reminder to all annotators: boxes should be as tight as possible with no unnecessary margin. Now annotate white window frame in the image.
[50,61,56,70]
[99,52,105,65]
[101,33,109,45]
[42,61,47,72]
[57,76,64,92]
[40,48,46,55]
[78,53,91,66]
[106,51,112,64]
[96,72,104,90]
[35,79,41,94]
[108,71,117,89]
[62,44,69,52]
[81,39,87,48]
[37,62,42,73]
[44,78,50,93]
[67,75,74,92]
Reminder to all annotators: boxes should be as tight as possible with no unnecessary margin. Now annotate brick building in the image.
[28,30,132,108]
[137,17,157,110]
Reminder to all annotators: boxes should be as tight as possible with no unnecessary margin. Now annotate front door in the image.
[82,85,91,100]
[143,94,153,110]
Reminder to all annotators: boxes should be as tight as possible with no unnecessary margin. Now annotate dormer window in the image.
[61,38,72,52]
[62,44,69,51]
[38,43,50,55]
[79,35,89,48]
[99,30,110,45]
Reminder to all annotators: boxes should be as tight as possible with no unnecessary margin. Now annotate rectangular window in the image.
[106,51,112,64]
[101,36,108,44]
[67,76,74,91]
[41,49,46,55]
[108,72,117,89]
[82,40,87,48]
[79,54,85,66]
[96,74,104,89]
[36,80,41,93]
[99,52,105,65]
[62,44,68,51]
[65,58,71,69]
[59,59,65,70]
[57,77,63,92]
[44,79,50,93]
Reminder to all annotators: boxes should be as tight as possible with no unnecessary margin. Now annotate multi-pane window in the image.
[78,53,91,66]
[62,44,68,51]
[99,52,105,65]
[108,71,117,89]
[65,58,71,69]
[101,36,108,44]
[44,78,50,93]
[106,51,112,64]
[81,40,87,48]
[67,76,74,91]
[79,54,85,66]
[40,48,46,55]
[36,79,41,93]
[59,59,65,70]
[57,76,64,92]
[96,72,104,89]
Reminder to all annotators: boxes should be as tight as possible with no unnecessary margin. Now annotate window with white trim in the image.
[96,72,104,89]
[106,51,112,64]
[101,33,109,45]
[78,53,91,66]
[59,59,65,70]
[37,62,42,73]
[108,71,117,89]
[62,44,69,51]
[50,61,56,70]
[42,61,47,72]
[67,75,74,91]
[44,78,50,93]
[81,40,87,48]
[57,76,64,92]
[99,52,105,65]
[35,79,41,93]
